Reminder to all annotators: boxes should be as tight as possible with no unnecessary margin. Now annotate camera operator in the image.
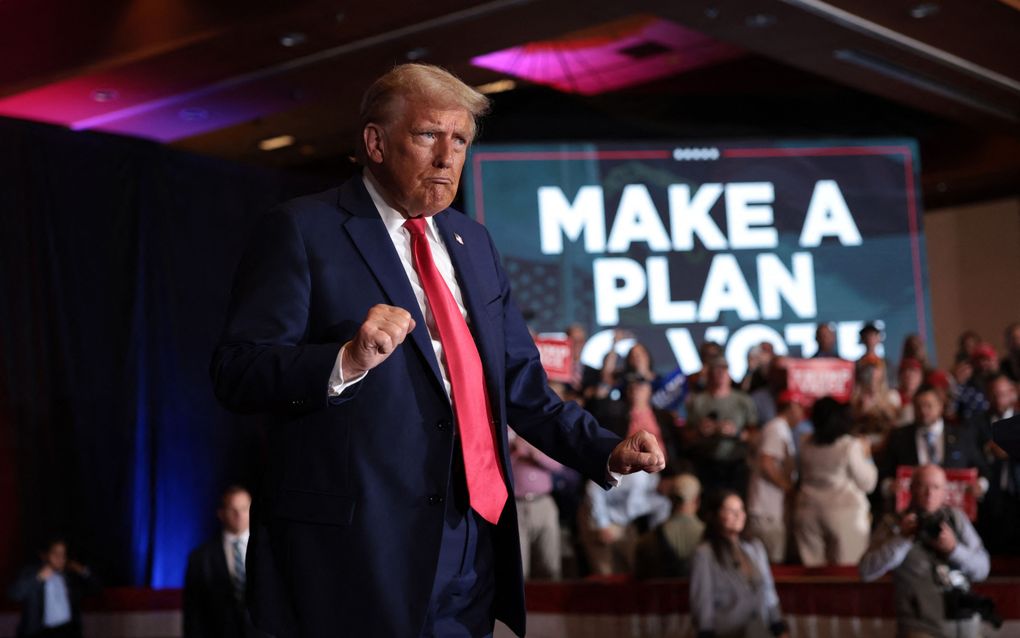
[860,464,993,638]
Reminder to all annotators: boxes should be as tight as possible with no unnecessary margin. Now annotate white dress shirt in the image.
[222,529,250,580]
[42,572,71,628]
[327,170,467,399]
[915,418,945,465]
[325,172,621,484]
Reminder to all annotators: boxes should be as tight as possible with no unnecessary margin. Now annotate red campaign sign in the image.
[784,358,856,405]
[534,336,574,383]
[895,466,978,521]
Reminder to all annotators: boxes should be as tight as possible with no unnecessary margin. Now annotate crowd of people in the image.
[512,321,1018,637]
[8,322,1016,638]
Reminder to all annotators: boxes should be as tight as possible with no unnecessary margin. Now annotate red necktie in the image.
[404,217,508,524]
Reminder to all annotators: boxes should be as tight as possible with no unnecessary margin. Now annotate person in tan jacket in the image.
[794,397,878,566]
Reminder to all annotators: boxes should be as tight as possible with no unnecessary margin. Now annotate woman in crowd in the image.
[850,357,900,448]
[895,358,924,425]
[793,398,877,566]
[690,490,787,638]
[900,333,930,372]
[955,329,982,364]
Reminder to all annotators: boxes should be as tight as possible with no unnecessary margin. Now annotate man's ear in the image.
[363,124,385,164]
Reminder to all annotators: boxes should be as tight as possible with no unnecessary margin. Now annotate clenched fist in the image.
[608,430,666,475]
[341,305,416,378]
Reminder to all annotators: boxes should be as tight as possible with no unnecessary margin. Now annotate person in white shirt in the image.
[747,390,806,563]
[8,538,98,638]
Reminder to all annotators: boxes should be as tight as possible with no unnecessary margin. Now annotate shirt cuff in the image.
[328,343,368,397]
[606,461,622,487]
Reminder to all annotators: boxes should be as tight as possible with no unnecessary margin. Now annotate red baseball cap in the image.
[899,358,923,371]
[972,343,997,361]
[778,390,809,406]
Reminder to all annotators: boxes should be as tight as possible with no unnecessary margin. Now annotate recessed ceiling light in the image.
[91,89,119,103]
[259,135,296,151]
[280,32,307,47]
[406,47,429,61]
[475,79,516,94]
[909,3,940,18]
[179,108,208,121]
[745,13,777,28]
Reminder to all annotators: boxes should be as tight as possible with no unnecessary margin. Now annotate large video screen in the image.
[464,140,933,380]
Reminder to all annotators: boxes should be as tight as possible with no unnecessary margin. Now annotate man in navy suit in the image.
[211,64,664,638]
[184,486,269,638]
[881,385,987,476]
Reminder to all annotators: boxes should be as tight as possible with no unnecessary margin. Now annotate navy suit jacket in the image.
[211,177,620,638]
[880,421,988,481]
[184,537,269,638]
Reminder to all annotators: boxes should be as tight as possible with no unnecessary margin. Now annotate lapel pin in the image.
[454,233,464,245]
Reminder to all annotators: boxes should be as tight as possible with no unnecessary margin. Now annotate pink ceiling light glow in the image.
[471,15,743,96]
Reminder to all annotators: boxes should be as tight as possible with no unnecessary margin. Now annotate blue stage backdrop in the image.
[0,117,334,588]
[464,140,933,380]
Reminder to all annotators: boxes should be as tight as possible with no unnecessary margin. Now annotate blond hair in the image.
[356,64,490,164]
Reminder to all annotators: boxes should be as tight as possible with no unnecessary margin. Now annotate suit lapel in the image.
[337,179,445,394]
[435,212,503,398]
[210,541,232,595]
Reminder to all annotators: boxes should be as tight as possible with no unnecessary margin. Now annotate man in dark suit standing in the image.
[880,384,988,496]
[211,64,664,638]
[184,486,269,638]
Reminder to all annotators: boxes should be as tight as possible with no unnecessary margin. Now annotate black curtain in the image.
[0,117,335,587]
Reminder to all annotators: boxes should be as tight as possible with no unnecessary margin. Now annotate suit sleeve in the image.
[7,566,42,602]
[484,232,621,487]
[211,209,344,414]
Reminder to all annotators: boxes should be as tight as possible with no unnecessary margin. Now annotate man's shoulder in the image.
[188,536,225,562]
[276,186,345,218]
[436,207,491,240]
[888,423,917,443]
[763,415,789,433]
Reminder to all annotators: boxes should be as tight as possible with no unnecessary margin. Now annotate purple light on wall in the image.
[0,70,303,143]
[471,16,743,95]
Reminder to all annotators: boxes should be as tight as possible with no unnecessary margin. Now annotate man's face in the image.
[218,490,252,535]
[914,390,943,427]
[912,466,947,514]
[863,331,880,350]
[990,378,1018,414]
[364,100,472,217]
[43,542,67,572]
[709,364,730,389]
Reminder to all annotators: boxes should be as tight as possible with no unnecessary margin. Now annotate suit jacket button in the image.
[428,495,444,505]
[437,420,450,431]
